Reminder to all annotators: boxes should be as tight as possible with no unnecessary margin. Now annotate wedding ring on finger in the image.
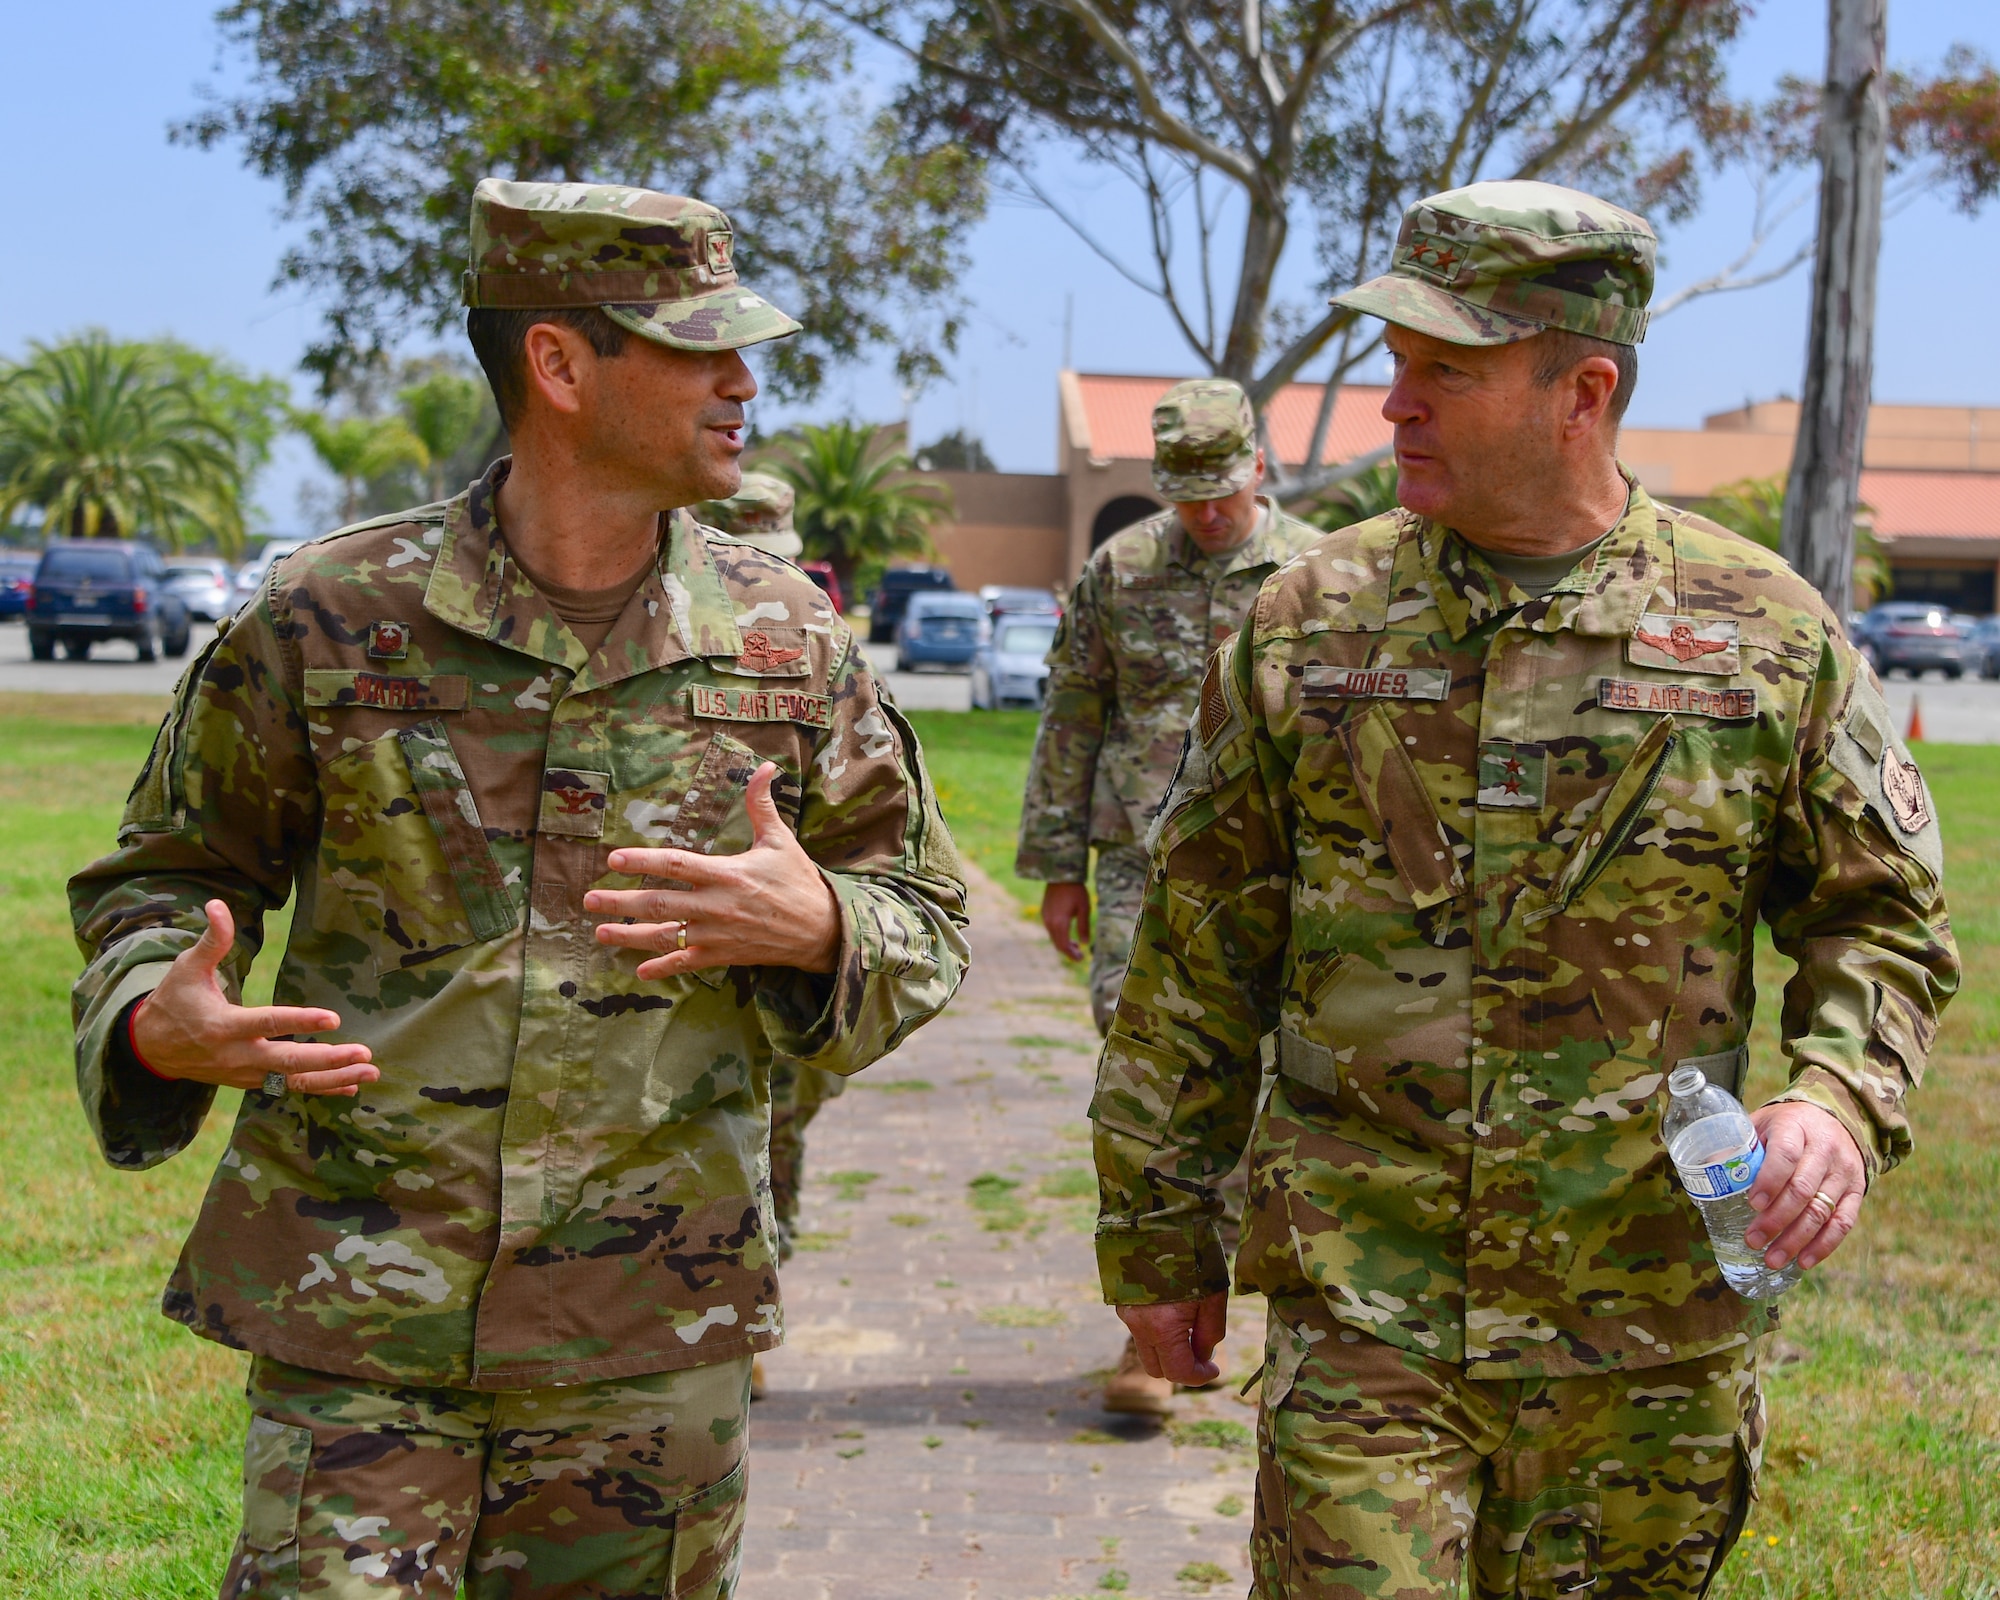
[1809,1188,1837,1216]
[675,923,688,953]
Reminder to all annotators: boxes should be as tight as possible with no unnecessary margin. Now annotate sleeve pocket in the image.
[241,1414,311,1553]
[1088,1032,1192,1147]
[667,1456,748,1599]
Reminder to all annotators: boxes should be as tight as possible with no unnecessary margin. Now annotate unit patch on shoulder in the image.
[367,620,411,660]
[1599,678,1757,721]
[1301,664,1452,701]
[1628,614,1740,674]
[1882,749,1932,833]
[690,683,832,729]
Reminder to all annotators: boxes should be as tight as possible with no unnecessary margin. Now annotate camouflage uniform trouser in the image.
[1092,842,1253,1247]
[1251,1296,1764,1599]
[768,1054,845,1264]
[223,1353,751,1600]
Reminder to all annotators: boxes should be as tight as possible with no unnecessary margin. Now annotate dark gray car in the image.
[1852,603,1977,678]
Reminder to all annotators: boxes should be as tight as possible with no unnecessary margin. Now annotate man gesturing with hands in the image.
[70,179,966,1600]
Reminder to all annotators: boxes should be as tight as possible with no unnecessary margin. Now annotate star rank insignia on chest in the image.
[367,620,411,660]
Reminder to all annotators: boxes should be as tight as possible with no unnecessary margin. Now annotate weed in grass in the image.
[1070,1430,1125,1446]
[1037,1168,1097,1199]
[1011,1034,1087,1052]
[977,1304,1067,1328]
[888,1212,932,1227]
[792,1230,849,1253]
[824,1170,879,1202]
[1213,1494,1245,1517]
[854,1077,934,1093]
[966,1171,1028,1231]
[1178,1562,1234,1590]
[1169,1419,1255,1451]
[1097,1567,1129,1591]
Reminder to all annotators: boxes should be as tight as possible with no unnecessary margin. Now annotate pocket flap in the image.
[1338,702,1464,910]
[303,670,468,712]
[669,1456,748,1599]
[1089,1032,1191,1147]
[241,1415,311,1553]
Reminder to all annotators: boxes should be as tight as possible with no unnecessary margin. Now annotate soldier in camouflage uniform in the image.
[1091,181,1957,1596]
[703,469,844,1400]
[1018,378,1321,1413]
[70,178,968,1600]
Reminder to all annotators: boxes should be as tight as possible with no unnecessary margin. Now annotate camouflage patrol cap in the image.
[1152,378,1258,502]
[711,471,802,558]
[1332,180,1655,347]
[462,178,802,351]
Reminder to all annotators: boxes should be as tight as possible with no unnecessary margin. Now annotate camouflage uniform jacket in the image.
[70,461,969,1391]
[1016,500,1323,881]
[1092,480,1956,1377]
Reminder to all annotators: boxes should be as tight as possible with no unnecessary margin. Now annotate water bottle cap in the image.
[1667,1066,1706,1097]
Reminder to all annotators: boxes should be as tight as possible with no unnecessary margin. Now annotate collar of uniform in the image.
[424,460,742,680]
[1414,468,1662,641]
[1168,496,1282,578]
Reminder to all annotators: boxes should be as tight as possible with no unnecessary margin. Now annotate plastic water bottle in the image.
[1663,1066,1802,1302]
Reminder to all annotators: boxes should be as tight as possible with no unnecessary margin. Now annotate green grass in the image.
[3,697,1996,1597]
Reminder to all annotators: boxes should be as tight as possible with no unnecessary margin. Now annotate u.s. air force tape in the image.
[1598,678,1757,720]
[1301,664,1451,701]
[689,683,832,728]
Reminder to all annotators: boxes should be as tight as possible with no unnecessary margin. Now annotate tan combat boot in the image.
[750,1358,767,1401]
[1101,1336,1174,1417]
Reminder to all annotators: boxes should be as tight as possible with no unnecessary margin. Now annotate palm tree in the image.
[398,369,490,501]
[1696,474,1889,609]
[1304,461,1402,532]
[0,332,251,553]
[294,411,429,524]
[766,421,950,603]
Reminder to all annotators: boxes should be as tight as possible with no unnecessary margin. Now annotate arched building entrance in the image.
[1091,495,1162,549]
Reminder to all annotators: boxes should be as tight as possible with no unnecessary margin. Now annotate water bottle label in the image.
[1681,1139,1764,1199]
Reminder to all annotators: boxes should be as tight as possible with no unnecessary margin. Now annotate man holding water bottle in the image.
[1088,180,1957,1596]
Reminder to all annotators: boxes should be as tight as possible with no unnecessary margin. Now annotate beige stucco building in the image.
[926,373,2000,613]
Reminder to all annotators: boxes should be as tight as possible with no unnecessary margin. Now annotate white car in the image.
[970,614,1059,708]
[230,540,311,611]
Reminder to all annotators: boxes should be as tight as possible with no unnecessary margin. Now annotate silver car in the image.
[230,540,311,612]
[162,558,234,622]
[970,614,1059,708]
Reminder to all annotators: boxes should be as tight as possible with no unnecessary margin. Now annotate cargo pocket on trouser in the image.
[1248,1309,1313,1598]
[226,1414,311,1598]
[666,1457,748,1599]
[1514,1491,1603,1598]
[1698,1379,1767,1599]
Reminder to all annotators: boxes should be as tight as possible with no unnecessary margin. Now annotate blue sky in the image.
[5,1,1996,530]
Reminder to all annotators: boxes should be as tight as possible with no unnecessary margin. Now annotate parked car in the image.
[801,560,844,614]
[979,584,1062,624]
[1852,602,1979,678]
[1965,614,2000,679]
[27,541,192,661]
[230,539,311,611]
[867,565,955,642]
[162,557,234,621]
[971,612,1059,708]
[0,553,37,620]
[894,590,987,672]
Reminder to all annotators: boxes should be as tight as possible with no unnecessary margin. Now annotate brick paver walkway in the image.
[739,865,1261,1600]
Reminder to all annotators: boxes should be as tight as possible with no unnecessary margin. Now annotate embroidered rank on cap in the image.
[1476,741,1547,809]
[706,230,735,277]
[1599,678,1758,720]
[1881,749,1932,833]
[1628,614,1740,674]
[689,683,832,729]
[368,620,411,660]
[1302,664,1452,701]
[538,768,610,838]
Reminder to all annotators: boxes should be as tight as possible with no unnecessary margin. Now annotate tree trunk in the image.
[1778,0,1888,618]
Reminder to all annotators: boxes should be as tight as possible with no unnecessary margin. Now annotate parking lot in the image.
[6,622,1997,742]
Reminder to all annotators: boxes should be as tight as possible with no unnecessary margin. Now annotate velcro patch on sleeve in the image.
[302,670,468,711]
[689,684,832,728]
[1302,664,1451,701]
[1598,678,1757,720]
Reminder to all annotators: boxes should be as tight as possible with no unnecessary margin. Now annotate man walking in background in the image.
[1017,377,1320,1414]
[70,178,967,1599]
[1091,180,1955,1596]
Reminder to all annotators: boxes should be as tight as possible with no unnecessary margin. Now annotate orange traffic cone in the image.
[1906,695,1926,744]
